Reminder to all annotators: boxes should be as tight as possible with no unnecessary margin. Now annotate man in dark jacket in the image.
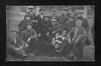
[20,24,38,55]
[35,8,45,35]
[18,14,32,36]
[42,16,52,42]
[36,8,45,20]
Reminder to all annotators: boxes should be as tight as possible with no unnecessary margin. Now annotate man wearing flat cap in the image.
[36,8,45,23]
[36,8,45,35]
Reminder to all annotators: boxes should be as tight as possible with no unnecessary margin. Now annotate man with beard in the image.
[67,18,88,60]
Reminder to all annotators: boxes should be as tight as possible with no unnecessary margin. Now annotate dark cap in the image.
[39,8,45,12]
[28,6,35,9]
[25,14,31,17]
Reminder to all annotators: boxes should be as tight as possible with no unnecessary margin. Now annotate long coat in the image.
[35,15,45,34]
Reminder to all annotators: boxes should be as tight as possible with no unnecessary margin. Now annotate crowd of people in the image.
[7,6,94,61]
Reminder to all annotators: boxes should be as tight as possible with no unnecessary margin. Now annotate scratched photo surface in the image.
[6,5,95,61]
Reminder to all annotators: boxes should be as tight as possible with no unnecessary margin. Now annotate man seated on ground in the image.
[20,24,38,56]
[6,29,28,60]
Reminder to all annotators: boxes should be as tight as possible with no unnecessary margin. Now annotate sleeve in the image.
[20,30,27,42]
[68,27,76,40]
[32,29,37,36]
[75,28,88,43]
[18,20,24,28]
[18,20,27,33]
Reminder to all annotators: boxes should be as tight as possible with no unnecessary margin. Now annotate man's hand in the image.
[27,35,37,43]
[55,44,60,49]
[46,32,49,36]
[65,34,71,44]
[25,43,29,47]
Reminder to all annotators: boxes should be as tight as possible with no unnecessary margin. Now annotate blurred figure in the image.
[36,8,45,35]
[40,16,52,41]
[18,14,32,35]
[50,12,58,26]
[66,18,88,60]
[6,29,28,60]
[50,12,62,35]
[7,29,19,47]
[20,24,38,44]
[20,24,38,55]
[36,8,45,20]
[54,32,65,52]
[26,6,36,19]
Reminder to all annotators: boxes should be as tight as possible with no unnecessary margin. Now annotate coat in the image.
[20,29,37,43]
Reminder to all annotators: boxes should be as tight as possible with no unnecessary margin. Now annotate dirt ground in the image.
[7,45,94,61]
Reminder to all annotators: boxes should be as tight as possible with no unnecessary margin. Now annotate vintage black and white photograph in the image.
[6,5,95,61]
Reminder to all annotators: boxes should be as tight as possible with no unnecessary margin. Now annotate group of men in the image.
[7,6,92,60]
[17,6,58,56]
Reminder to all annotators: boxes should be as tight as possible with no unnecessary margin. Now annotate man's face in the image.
[29,8,34,12]
[44,17,49,22]
[40,10,44,15]
[76,19,82,27]
[11,31,17,39]
[10,31,18,43]
[51,21,56,25]
[31,20,36,22]
[27,25,32,30]
[26,16,31,20]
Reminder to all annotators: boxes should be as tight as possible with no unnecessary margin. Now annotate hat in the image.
[50,18,57,22]
[10,29,19,34]
[28,6,35,9]
[10,29,18,32]
[25,14,31,17]
[39,8,45,12]
[50,15,57,21]
[43,16,50,19]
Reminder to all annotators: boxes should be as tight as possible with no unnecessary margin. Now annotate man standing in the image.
[67,18,88,60]
[36,8,45,25]
[41,16,52,41]
[18,14,32,36]
[36,8,45,35]
[26,6,36,20]
[36,8,45,20]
